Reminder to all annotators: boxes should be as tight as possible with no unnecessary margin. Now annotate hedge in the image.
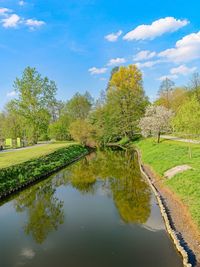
[0,145,88,199]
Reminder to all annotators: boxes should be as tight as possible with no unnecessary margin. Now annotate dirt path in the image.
[143,164,200,267]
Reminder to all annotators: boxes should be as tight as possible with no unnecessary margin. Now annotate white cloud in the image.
[25,19,45,29]
[21,248,35,259]
[19,1,25,6]
[135,60,161,68]
[7,91,17,97]
[88,67,107,75]
[105,30,122,42]
[133,50,156,61]
[159,31,200,62]
[2,14,20,28]
[107,57,126,66]
[158,74,178,81]
[123,17,189,41]
[170,64,197,76]
[0,8,11,16]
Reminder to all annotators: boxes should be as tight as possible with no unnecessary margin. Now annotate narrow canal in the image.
[0,149,183,267]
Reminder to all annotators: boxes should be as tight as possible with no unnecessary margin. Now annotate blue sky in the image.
[0,0,200,109]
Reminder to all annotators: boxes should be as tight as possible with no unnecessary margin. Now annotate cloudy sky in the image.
[0,0,200,109]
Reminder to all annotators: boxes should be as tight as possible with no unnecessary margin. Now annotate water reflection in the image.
[13,149,151,243]
[14,180,64,244]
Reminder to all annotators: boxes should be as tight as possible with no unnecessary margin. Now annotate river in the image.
[0,149,183,267]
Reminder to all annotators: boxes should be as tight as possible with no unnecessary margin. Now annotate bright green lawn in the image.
[0,142,76,169]
[134,138,200,228]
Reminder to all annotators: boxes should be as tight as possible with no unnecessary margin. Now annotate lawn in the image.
[0,142,76,169]
[134,138,200,228]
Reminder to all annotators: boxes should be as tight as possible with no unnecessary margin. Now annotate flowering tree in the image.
[139,105,173,143]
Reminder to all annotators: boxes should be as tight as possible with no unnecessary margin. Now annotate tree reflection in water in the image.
[14,180,64,244]
[13,149,151,244]
[67,149,151,224]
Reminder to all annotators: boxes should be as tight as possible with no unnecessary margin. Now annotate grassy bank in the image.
[0,145,88,198]
[134,138,200,228]
[0,142,76,169]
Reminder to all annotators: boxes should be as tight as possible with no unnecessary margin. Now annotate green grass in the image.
[0,142,76,169]
[134,138,200,228]
[0,145,88,197]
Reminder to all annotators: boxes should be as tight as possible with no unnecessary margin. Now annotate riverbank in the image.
[134,138,200,266]
[0,145,89,199]
[0,141,77,169]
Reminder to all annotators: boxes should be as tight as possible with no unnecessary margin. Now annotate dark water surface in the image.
[0,150,182,267]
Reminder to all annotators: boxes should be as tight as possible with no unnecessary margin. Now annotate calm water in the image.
[0,149,182,267]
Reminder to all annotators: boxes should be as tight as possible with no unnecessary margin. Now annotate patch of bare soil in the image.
[143,164,200,267]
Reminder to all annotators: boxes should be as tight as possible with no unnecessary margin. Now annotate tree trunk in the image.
[157,132,161,143]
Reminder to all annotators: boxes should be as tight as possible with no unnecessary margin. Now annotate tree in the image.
[64,92,93,121]
[106,66,119,91]
[173,96,200,135]
[139,105,173,143]
[158,78,175,109]
[69,119,96,146]
[107,65,149,139]
[13,67,58,144]
[189,72,200,103]
[155,87,188,113]
[48,113,71,141]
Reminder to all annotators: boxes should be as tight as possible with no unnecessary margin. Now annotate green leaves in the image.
[0,145,88,197]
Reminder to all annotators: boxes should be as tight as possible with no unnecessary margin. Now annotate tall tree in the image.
[107,65,149,139]
[158,78,175,109]
[106,66,119,91]
[13,67,57,143]
[189,72,200,103]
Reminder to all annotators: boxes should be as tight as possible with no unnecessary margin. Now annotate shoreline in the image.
[136,148,200,267]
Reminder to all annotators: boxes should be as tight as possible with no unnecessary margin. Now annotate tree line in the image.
[0,65,200,147]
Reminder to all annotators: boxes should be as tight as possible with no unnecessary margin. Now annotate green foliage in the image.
[48,114,71,141]
[0,145,88,197]
[155,87,188,112]
[12,67,58,144]
[134,138,200,228]
[90,65,149,145]
[173,96,200,134]
[69,119,96,146]
[63,92,93,121]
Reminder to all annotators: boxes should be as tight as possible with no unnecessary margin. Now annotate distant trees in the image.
[63,92,93,121]
[189,72,200,103]
[173,97,200,135]
[139,106,173,143]
[3,64,200,147]
[154,72,200,139]
[48,92,93,142]
[157,78,175,109]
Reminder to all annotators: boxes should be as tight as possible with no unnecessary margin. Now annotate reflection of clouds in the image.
[142,197,165,232]
[96,180,111,197]
[21,248,35,259]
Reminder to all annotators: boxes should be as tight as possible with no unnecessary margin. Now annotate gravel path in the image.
[161,135,200,144]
